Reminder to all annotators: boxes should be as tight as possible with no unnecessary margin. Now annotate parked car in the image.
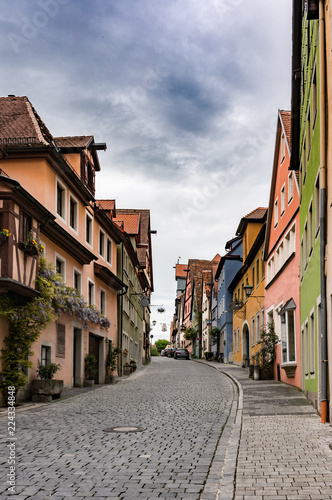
[167,347,177,358]
[160,349,168,357]
[174,348,190,360]
[163,348,172,357]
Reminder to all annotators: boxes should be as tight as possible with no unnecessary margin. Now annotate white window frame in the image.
[56,178,67,222]
[281,184,286,216]
[106,237,113,266]
[55,253,66,281]
[73,267,82,295]
[69,193,79,233]
[274,198,278,228]
[85,211,93,247]
[88,279,95,306]
[99,228,105,259]
[100,287,106,316]
[288,172,294,204]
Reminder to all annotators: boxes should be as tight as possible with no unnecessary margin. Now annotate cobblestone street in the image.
[0,358,235,500]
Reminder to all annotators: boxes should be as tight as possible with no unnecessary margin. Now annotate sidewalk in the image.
[198,360,332,500]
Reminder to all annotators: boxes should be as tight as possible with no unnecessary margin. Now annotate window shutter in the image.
[57,323,66,358]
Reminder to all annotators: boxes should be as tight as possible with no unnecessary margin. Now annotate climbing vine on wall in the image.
[0,258,110,390]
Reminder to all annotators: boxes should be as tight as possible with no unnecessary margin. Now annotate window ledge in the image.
[281,362,297,378]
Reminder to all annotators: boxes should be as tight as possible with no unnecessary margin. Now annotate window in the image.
[281,185,285,216]
[20,212,32,242]
[73,268,82,295]
[274,199,278,227]
[302,140,307,185]
[281,132,285,163]
[56,181,66,220]
[237,327,240,352]
[88,280,95,306]
[280,309,296,364]
[304,221,308,269]
[300,238,304,279]
[256,258,259,286]
[252,266,255,289]
[99,229,105,258]
[312,67,317,126]
[55,255,65,281]
[256,313,260,344]
[251,317,255,346]
[267,256,274,283]
[261,308,264,330]
[106,237,112,265]
[315,173,320,237]
[100,289,106,315]
[310,311,315,375]
[308,202,313,256]
[288,173,294,204]
[41,345,51,366]
[306,109,311,159]
[56,323,66,358]
[285,225,296,261]
[86,212,93,246]
[69,195,78,232]
[304,321,309,376]
[261,251,265,280]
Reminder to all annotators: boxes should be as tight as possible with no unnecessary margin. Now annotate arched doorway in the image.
[242,323,250,367]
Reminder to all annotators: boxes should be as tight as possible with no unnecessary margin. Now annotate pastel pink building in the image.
[264,110,301,387]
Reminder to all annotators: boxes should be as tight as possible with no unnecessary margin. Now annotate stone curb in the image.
[195,361,243,500]
[0,362,152,417]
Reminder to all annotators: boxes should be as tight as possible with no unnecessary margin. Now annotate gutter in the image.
[319,0,328,423]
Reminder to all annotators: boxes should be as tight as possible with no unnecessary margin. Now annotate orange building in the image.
[229,208,267,367]
[264,110,301,386]
[0,96,128,402]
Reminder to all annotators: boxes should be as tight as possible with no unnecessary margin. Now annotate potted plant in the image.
[0,228,11,246]
[105,340,121,383]
[19,232,44,256]
[255,322,278,380]
[204,351,213,361]
[123,362,132,376]
[129,359,137,372]
[31,363,63,402]
[84,353,98,386]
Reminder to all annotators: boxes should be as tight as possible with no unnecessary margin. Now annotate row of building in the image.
[0,95,154,404]
[171,1,332,422]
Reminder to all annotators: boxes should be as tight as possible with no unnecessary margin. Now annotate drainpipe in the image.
[319,0,328,423]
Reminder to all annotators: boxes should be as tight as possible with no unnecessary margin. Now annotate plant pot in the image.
[83,379,95,387]
[31,379,63,402]
[105,375,114,384]
[249,365,254,379]
[253,365,261,380]
[261,364,274,380]
[123,365,132,376]
[19,243,39,256]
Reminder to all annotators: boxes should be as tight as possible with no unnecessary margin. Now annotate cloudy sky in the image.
[1,0,292,341]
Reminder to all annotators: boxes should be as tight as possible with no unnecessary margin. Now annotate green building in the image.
[290,0,323,411]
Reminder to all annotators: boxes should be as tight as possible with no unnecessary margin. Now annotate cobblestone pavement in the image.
[0,358,236,500]
[197,361,332,500]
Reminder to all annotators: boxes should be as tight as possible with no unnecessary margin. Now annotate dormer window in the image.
[80,154,96,195]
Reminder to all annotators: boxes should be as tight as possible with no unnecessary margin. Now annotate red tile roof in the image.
[54,136,94,149]
[0,95,53,147]
[280,110,291,149]
[175,264,188,279]
[97,199,116,212]
[243,207,267,220]
[113,213,140,234]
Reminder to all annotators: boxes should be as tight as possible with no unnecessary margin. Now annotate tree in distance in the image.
[155,339,169,351]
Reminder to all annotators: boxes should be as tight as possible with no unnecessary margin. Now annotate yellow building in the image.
[229,208,267,367]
